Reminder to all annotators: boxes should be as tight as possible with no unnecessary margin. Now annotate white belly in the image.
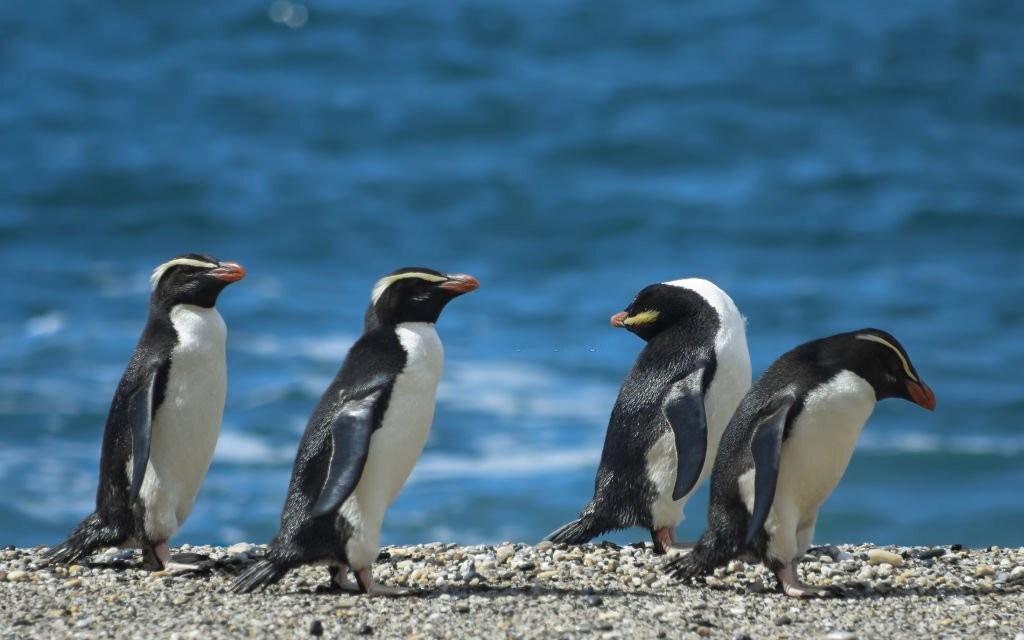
[741,371,876,563]
[137,304,227,542]
[341,322,442,568]
[647,321,752,528]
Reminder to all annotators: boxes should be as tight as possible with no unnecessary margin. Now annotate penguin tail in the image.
[544,508,611,546]
[229,559,289,594]
[42,513,124,566]
[663,529,736,582]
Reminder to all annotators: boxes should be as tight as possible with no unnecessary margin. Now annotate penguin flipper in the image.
[745,393,797,546]
[664,369,709,501]
[128,363,162,506]
[310,388,384,518]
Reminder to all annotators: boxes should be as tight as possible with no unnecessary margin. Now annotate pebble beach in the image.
[2,542,1024,639]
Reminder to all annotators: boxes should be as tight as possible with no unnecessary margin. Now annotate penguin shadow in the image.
[302,580,656,601]
[67,551,245,579]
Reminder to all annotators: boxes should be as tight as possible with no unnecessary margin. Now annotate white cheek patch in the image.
[855,334,917,382]
[371,272,446,305]
[150,258,217,290]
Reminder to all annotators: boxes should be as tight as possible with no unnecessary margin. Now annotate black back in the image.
[591,284,721,527]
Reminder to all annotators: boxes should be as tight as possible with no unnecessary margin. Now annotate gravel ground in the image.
[2,541,1024,639]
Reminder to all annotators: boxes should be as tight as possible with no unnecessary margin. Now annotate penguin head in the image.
[833,328,936,410]
[366,267,479,328]
[609,281,716,342]
[149,253,246,309]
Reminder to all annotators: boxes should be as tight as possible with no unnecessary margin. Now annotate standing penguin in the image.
[43,254,245,570]
[546,279,751,554]
[230,267,478,595]
[665,328,936,597]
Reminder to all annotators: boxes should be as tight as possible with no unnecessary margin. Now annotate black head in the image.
[365,267,479,329]
[149,253,246,309]
[821,328,936,410]
[609,281,716,343]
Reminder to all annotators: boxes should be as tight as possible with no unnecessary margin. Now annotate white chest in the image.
[138,304,228,540]
[772,370,876,521]
[341,322,443,568]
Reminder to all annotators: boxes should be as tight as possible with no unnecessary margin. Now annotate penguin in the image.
[43,253,245,571]
[665,328,936,597]
[230,267,478,596]
[545,278,751,554]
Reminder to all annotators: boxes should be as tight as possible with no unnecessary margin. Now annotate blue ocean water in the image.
[2,1,1023,551]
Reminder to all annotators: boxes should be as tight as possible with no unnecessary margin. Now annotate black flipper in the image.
[128,364,160,507]
[663,369,709,501]
[744,393,796,546]
[310,388,384,518]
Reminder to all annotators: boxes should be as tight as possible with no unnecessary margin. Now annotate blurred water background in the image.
[2,0,1023,550]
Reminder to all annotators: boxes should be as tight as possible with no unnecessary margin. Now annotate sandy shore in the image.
[2,542,1023,639]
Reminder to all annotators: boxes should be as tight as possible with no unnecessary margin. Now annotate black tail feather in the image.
[663,529,737,581]
[545,510,610,546]
[42,513,125,566]
[230,559,289,593]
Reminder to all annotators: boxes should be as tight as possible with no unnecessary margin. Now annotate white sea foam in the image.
[410,446,601,483]
[233,333,356,363]
[25,312,65,338]
[213,429,298,464]
[859,431,1024,456]
[439,361,617,423]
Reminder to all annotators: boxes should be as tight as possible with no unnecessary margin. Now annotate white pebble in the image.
[867,549,904,567]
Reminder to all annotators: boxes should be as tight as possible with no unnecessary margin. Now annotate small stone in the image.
[309,620,323,636]
[536,570,558,581]
[495,545,515,565]
[357,624,373,635]
[867,549,903,567]
[535,540,554,551]
[6,570,28,582]
[915,548,946,560]
[775,616,793,626]
[823,632,856,640]
[975,566,996,578]
[64,578,83,588]
[587,595,603,607]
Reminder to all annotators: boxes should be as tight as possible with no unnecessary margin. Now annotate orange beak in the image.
[439,274,479,294]
[209,262,246,283]
[907,380,936,411]
[610,311,628,328]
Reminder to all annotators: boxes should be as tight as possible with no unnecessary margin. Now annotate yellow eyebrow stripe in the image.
[624,310,660,326]
[149,258,218,290]
[856,334,917,382]
[371,271,447,304]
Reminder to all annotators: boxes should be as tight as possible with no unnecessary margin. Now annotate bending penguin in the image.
[665,328,936,597]
[546,278,751,554]
[43,254,245,570]
[231,267,478,595]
